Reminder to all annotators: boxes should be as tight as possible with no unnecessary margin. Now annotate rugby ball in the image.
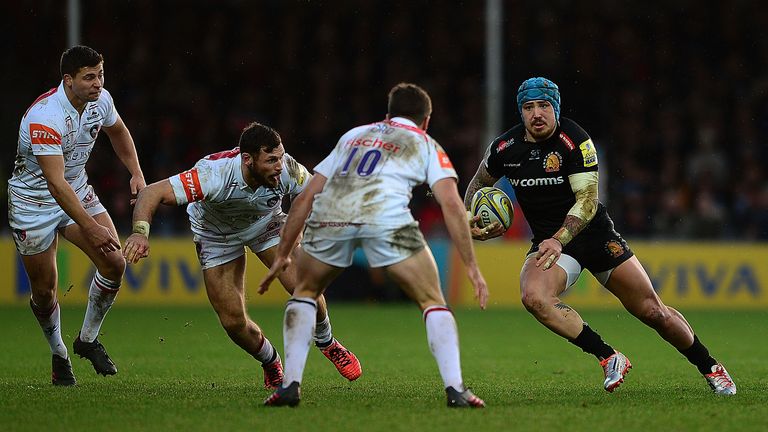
[470,187,514,230]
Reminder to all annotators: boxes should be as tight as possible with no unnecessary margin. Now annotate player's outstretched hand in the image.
[535,238,562,271]
[469,215,504,241]
[467,265,489,310]
[130,175,147,206]
[85,223,121,255]
[259,255,292,295]
[123,233,150,263]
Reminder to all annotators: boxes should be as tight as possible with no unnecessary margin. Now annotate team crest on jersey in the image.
[89,125,100,139]
[543,152,562,172]
[604,240,625,258]
[580,139,597,167]
[13,229,27,242]
[267,196,281,208]
[496,139,513,152]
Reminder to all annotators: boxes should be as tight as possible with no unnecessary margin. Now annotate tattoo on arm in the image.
[554,302,574,313]
[565,214,586,235]
[464,165,499,209]
[571,183,598,221]
[554,173,599,246]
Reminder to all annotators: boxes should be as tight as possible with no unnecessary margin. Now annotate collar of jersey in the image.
[231,153,252,190]
[54,81,82,118]
[389,116,417,127]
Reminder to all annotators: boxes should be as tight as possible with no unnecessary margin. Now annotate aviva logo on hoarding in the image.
[450,242,768,308]
[2,239,767,308]
[1,239,288,305]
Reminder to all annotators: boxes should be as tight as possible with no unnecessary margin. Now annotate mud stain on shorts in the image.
[389,223,426,255]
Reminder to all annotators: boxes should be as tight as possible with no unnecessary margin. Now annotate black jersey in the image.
[485,117,610,246]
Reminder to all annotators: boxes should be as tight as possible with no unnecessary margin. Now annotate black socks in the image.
[678,335,718,375]
[569,324,616,361]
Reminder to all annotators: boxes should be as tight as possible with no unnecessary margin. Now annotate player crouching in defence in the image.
[465,77,736,395]
[123,122,361,389]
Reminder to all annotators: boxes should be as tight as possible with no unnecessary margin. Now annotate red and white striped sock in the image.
[80,271,120,342]
[255,334,278,365]
[30,298,68,358]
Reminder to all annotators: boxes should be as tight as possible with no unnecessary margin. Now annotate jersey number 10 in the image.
[340,148,382,177]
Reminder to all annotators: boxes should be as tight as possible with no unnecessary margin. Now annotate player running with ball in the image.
[465,77,736,395]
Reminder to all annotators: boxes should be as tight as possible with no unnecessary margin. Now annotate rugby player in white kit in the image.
[260,83,489,408]
[123,122,361,389]
[8,45,146,385]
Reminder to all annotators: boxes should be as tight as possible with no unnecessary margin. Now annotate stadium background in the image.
[2,0,767,309]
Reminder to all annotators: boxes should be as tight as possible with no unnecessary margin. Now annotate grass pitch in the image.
[0,305,766,431]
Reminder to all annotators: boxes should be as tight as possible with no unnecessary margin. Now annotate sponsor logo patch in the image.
[496,139,513,152]
[580,139,597,167]
[559,132,575,150]
[529,149,541,160]
[179,168,203,202]
[437,150,454,169]
[509,176,565,187]
[29,123,61,145]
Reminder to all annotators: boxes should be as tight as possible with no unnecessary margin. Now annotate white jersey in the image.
[309,117,457,227]
[168,148,311,237]
[8,81,119,207]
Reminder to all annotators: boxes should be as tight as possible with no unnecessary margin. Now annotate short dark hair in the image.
[387,83,432,124]
[60,45,104,78]
[239,122,282,155]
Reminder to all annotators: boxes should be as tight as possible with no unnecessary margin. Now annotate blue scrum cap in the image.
[516,77,560,120]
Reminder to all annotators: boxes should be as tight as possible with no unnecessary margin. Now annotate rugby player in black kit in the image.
[464,77,736,395]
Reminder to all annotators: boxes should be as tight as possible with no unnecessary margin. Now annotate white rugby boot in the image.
[704,363,736,395]
[600,351,632,392]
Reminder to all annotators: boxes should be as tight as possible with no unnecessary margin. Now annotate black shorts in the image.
[528,213,634,274]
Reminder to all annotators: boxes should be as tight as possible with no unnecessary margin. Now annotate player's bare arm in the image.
[123,179,177,263]
[258,173,327,294]
[103,116,146,202]
[37,154,120,254]
[537,171,599,270]
[464,163,504,241]
[432,177,489,309]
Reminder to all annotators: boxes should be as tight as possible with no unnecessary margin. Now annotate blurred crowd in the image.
[3,0,767,240]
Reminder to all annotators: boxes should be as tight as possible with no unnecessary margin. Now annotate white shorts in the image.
[8,185,106,256]
[524,252,583,288]
[301,221,426,268]
[192,213,286,270]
